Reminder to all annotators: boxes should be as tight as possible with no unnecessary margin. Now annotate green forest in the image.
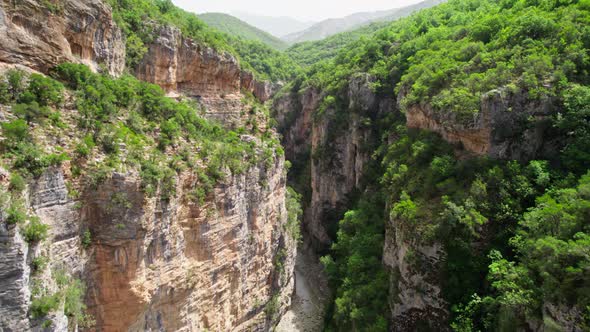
[292,0,590,330]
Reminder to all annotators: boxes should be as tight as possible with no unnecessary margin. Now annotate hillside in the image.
[231,11,316,38]
[107,0,299,81]
[198,12,288,50]
[282,0,445,43]
[286,21,389,67]
[275,0,590,330]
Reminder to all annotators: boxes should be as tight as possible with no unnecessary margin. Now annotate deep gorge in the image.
[0,0,589,331]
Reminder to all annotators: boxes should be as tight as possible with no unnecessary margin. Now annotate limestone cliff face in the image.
[0,0,125,76]
[135,25,275,128]
[275,74,391,250]
[382,215,448,331]
[0,1,295,330]
[0,153,295,331]
[404,88,558,160]
[83,154,294,331]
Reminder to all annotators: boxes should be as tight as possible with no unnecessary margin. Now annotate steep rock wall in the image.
[83,155,294,331]
[404,88,559,161]
[0,154,295,331]
[383,215,448,331]
[0,0,125,76]
[135,25,276,128]
[0,1,296,330]
[274,74,391,250]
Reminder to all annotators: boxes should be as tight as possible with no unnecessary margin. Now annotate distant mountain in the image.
[198,13,288,50]
[231,11,316,38]
[283,0,445,44]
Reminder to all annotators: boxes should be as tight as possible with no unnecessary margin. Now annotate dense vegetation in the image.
[286,22,389,67]
[285,0,444,67]
[282,0,590,330]
[106,0,299,81]
[198,13,288,50]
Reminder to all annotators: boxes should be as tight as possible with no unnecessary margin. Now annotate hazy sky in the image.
[171,0,425,21]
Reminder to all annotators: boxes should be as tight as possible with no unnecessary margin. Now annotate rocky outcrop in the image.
[0,1,296,329]
[136,25,276,128]
[275,74,391,250]
[383,217,448,331]
[0,0,125,76]
[84,155,295,331]
[405,88,559,161]
[0,150,295,331]
[240,70,278,103]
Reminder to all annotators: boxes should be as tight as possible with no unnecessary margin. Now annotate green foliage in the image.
[6,69,26,101]
[23,216,49,243]
[264,294,280,320]
[197,13,287,50]
[1,119,29,148]
[81,230,92,248]
[30,293,60,318]
[556,84,590,174]
[23,73,64,107]
[322,198,389,331]
[6,200,27,224]
[125,34,148,69]
[9,173,26,192]
[31,256,49,273]
[12,102,52,124]
[285,187,302,241]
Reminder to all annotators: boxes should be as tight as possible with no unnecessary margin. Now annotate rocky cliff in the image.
[135,25,276,129]
[0,155,295,331]
[274,74,390,250]
[0,0,125,76]
[404,88,559,161]
[274,71,562,329]
[0,1,296,331]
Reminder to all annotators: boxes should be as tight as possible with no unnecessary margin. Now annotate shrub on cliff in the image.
[23,216,49,243]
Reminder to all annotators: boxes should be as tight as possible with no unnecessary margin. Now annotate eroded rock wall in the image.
[83,154,294,331]
[274,74,391,250]
[135,25,277,129]
[0,0,125,76]
[404,88,559,161]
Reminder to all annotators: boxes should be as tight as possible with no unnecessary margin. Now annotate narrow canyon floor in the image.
[276,245,330,332]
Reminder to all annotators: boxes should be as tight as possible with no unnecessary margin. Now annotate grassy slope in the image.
[198,12,288,50]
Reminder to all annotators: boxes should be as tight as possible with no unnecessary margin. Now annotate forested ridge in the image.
[289,0,590,330]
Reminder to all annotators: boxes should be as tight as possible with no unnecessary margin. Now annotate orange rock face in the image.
[0,0,125,75]
[135,25,275,110]
[83,158,295,332]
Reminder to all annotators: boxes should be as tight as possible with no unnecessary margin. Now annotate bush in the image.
[31,256,49,272]
[285,187,302,241]
[12,102,51,123]
[24,74,64,107]
[9,173,26,192]
[6,69,25,100]
[30,294,60,318]
[22,216,49,243]
[6,201,26,224]
[81,230,92,248]
[1,119,29,148]
[52,63,94,89]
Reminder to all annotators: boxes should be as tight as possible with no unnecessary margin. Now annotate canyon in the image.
[0,0,588,331]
